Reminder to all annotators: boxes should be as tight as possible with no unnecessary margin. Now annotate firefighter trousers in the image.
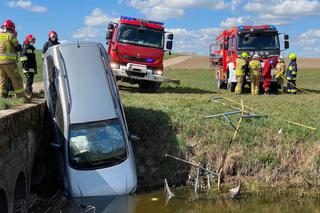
[0,63,25,98]
[287,80,297,94]
[251,74,260,95]
[235,76,244,94]
[24,72,34,94]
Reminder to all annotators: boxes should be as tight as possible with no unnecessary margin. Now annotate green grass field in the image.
[1,51,320,190]
[121,67,320,189]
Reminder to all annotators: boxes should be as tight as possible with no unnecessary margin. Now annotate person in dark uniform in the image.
[42,31,60,57]
[20,34,37,97]
[286,53,298,94]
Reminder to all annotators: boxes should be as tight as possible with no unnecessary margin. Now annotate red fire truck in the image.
[106,16,174,91]
[209,25,289,92]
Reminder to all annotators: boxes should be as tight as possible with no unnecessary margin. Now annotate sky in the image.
[1,0,320,57]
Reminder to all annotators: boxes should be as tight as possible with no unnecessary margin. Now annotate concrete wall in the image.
[0,100,47,213]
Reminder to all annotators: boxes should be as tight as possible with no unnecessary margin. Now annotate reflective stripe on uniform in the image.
[20,56,28,61]
[289,66,293,71]
[0,55,16,60]
[292,71,297,75]
[23,68,35,73]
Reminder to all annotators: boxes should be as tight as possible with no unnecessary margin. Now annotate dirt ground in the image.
[167,56,320,70]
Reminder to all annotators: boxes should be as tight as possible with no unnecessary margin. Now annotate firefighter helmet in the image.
[2,20,15,31]
[48,31,58,41]
[289,53,296,60]
[241,52,249,58]
[252,54,259,59]
[24,34,36,44]
[278,56,284,62]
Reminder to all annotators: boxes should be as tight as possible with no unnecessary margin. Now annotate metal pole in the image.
[165,154,217,176]
[194,167,200,193]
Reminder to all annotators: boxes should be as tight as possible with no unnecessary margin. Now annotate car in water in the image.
[43,42,137,197]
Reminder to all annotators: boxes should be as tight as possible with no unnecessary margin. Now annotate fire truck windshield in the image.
[237,33,280,50]
[118,24,164,49]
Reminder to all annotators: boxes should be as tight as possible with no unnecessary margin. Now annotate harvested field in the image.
[167,56,320,70]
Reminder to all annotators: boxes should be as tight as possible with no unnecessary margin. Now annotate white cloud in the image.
[296,29,320,56]
[84,8,118,26]
[220,16,251,28]
[73,8,119,41]
[73,26,104,40]
[125,0,229,21]
[244,0,320,25]
[168,27,222,54]
[7,0,47,13]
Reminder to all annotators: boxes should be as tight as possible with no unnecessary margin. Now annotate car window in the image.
[69,119,127,169]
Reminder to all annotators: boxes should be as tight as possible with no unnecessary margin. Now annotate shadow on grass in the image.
[119,85,215,94]
[125,106,191,190]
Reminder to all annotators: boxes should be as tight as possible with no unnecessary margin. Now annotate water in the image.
[49,189,320,213]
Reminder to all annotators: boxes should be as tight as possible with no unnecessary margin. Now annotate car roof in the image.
[49,42,117,124]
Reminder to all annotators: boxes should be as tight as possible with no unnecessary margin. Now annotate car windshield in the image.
[237,33,280,50]
[69,119,127,168]
[118,24,164,49]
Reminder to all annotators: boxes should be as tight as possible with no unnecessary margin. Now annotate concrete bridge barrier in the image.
[0,100,48,213]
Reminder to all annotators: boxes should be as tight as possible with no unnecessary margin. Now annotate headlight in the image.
[155,70,163,75]
[110,62,120,69]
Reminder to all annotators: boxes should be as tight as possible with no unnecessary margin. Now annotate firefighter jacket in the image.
[249,60,261,77]
[0,30,21,64]
[286,61,297,81]
[42,40,60,55]
[274,62,286,79]
[20,43,37,74]
[235,58,247,77]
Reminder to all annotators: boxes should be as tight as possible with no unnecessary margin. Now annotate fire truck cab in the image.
[210,25,289,92]
[106,16,174,91]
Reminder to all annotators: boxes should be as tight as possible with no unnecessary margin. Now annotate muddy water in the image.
[62,189,320,213]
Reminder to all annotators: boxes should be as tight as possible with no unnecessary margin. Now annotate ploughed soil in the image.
[166,56,320,70]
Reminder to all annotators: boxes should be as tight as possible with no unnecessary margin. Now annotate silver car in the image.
[43,42,137,197]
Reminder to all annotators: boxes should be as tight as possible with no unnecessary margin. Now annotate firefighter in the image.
[248,54,261,95]
[262,57,275,94]
[42,31,60,57]
[274,56,286,92]
[20,34,37,97]
[286,53,298,94]
[0,20,25,99]
[235,52,249,94]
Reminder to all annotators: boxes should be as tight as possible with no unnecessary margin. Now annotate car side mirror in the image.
[50,143,62,151]
[107,23,114,30]
[106,30,112,40]
[284,34,289,40]
[284,40,289,49]
[130,134,141,143]
[167,33,174,40]
[166,40,173,50]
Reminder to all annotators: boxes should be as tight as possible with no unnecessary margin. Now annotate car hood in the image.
[68,158,137,197]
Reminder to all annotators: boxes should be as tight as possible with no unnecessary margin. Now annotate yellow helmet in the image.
[289,53,296,60]
[241,52,249,58]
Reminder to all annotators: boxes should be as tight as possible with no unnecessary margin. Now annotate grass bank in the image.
[121,67,320,192]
